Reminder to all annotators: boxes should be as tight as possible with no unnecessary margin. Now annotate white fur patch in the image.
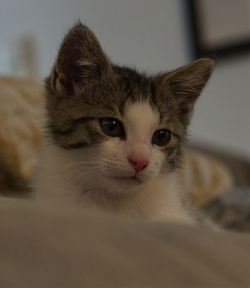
[124,101,159,142]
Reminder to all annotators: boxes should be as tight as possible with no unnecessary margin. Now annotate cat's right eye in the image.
[152,129,171,147]
[99,118,125,138]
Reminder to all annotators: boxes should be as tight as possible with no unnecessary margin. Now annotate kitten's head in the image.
[45,23,214,195]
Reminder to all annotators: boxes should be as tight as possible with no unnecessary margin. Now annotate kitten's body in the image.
[34,24,219,226]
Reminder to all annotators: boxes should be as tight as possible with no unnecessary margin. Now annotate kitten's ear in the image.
[50,23,110,94]
[158,58,214,123]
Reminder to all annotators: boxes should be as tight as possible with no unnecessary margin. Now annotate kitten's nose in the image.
[128,156,149,174]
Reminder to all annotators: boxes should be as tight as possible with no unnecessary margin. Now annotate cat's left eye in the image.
[99,118,125,138]
[152,129,171,147]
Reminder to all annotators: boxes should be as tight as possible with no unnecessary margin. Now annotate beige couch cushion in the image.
[0,198,250,287]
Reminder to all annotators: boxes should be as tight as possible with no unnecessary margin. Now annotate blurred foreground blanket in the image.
[0,198,250,288]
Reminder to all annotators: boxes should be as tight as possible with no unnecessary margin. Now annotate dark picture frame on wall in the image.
[187,0,250,60]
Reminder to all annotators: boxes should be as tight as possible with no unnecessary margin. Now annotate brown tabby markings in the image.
[45,23,213,173]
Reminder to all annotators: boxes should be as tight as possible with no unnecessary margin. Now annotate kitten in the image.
[35,23,215,225]
[0,77,231,204]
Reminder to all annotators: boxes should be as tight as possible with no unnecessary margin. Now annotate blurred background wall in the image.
[0,0,250,156]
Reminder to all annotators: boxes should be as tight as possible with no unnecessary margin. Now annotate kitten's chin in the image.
[83,175,147,196]
[80,171,157,196]
[106,176,142,193]
[102,173,156,195]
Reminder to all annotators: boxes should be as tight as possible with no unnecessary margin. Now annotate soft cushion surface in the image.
[1,198,250,287]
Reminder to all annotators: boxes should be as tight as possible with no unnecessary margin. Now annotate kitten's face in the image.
[45,24,214,195]
[63,102,173,194]
[80,102,175,193]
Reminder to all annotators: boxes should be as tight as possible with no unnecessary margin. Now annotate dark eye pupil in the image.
[152,129,171,146]
[100,118,124,138]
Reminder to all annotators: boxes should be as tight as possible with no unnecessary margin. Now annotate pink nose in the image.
[128,156,149,174]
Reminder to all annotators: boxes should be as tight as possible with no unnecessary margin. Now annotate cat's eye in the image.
[152,129,171,146]
[99,118,125,138]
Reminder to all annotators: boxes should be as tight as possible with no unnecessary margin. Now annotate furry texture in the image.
[34,24,217,225]
[33,24,222,225]
[0,76,231,209]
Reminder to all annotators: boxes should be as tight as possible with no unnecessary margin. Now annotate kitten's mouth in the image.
[111,175,142,184]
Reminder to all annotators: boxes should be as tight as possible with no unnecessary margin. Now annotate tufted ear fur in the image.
[157,58,214,124]
[50,23,110,94]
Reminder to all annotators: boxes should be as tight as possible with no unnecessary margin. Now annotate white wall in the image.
[192,56,250,157]
[0,0,188,77]
[1,0,250,156]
